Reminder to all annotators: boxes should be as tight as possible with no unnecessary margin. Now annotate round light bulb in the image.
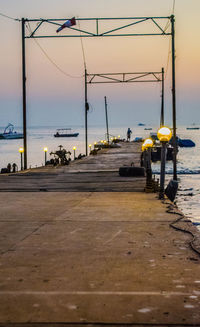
[43,147,48,152]
[157,126,172,142]
[143,138,153,148]
[19,147,24,153]
[73,146,76,151]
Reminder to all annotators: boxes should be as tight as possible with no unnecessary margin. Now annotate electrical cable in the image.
[0,12,20,21]
[166,202,200,257]
[27,22,83,79]
[77,17,87,71]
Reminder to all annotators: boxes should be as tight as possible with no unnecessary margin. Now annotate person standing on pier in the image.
[127,127,132,141]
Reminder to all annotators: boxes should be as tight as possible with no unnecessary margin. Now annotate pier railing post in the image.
[22,18,27,170]
[104,96,109,143]
[171,15,177,181]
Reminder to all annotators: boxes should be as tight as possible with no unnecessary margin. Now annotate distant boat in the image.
[54,128,79,138]
[186,127,199,130]
[138,123,145,126]
[0,123,23,139]
[144,128,152,130]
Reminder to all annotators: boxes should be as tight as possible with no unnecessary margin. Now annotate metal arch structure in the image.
[21,15,177,179]
[84,69,165,155]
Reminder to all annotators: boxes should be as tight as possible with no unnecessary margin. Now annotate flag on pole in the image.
[56,17,76,33]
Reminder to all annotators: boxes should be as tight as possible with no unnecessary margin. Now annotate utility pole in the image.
[22,18,27,169]
[160,67,164,127]
[104,96,109,143]
[171,15,177,181]
[85,69,89,156]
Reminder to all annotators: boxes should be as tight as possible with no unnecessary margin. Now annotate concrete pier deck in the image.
[0,142,200,326]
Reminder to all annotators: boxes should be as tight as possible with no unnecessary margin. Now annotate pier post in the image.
[21,18,27,170]
[160,67,164,127]
[171,15,177,180]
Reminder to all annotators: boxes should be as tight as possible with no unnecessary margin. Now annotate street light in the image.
[157,126,172,199]
[142,138,153,187]
[43,147,48,165]
[73,146,76,160]
[19,147,24,171]
[89,144,92,153]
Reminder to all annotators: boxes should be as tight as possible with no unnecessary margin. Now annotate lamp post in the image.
[18,147,24,171]
[157,127,172,199]
[142,138,153,188]
[73,146,76,160]
[89,144,92,153]
[43,147,48,165]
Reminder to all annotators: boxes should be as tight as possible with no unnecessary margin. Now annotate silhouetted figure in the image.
[127,128,132,141]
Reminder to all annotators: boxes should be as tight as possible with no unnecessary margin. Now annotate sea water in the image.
[0,125,199,228]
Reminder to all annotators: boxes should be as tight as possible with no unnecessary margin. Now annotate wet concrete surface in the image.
[0,142,200,326]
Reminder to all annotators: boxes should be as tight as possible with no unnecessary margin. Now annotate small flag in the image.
[56,17,76,33]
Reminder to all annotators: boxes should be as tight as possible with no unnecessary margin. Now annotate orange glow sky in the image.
[0,0,200,127]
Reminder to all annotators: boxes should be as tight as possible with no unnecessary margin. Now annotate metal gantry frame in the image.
[84,69,165,155]
[21,15,177,179]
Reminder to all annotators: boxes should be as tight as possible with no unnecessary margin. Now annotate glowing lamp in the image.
[19,147,24,153]
[143,138,153,149]
[157,127,172,143]
[43,147,48,152]
[89,144,92,148]
[118,135,120,139]
[73,146,76,151]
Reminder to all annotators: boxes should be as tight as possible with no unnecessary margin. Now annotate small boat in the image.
[138,123,145,126]
[0,123,23,139]
[54,128,79,138]
[144,128,152,130]
[186,127,199,130]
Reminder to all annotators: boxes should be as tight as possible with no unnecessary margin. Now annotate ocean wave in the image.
[152,169,200,175]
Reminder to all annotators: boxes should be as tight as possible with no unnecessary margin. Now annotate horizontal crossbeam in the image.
[86,72,163,84]
[24,16,171,38]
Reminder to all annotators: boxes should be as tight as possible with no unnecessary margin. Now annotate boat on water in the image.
[0,123,23,140]
[54,128,79,138]
[186,127,199,130]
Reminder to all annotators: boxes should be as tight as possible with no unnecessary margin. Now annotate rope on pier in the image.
[166,202,200,257]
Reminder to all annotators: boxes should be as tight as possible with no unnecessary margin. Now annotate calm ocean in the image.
[0,125,199,228]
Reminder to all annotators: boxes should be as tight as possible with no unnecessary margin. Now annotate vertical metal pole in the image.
[22,18,27,170]
[104,96,109,143]
[74,149,76,160]
[44,152,47,165]
[159,142,166,199]
[85,69,88,156]
[21,152,23,171]
[160,67,164,127]
[171,15,177,180]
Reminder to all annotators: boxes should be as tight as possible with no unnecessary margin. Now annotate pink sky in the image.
[0,0,200,126]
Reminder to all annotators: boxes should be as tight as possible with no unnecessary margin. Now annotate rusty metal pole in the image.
[171,15,177,180]
[22,18,27,169]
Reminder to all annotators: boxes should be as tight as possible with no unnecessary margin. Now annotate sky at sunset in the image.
[0,0,199,128]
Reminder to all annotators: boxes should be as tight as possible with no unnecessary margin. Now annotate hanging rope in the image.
[0,12,20,21]
[27,22,83,79]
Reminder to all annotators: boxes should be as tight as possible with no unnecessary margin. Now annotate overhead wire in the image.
[27,21,83,79]
[77,17,87,71]
[164,0,176,79]
[0,12,20,21]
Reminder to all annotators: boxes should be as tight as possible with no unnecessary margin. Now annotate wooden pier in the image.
[0,142,200,326]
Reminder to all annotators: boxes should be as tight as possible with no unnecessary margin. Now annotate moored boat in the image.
[54,128,79,138]
[0,123,23,139]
